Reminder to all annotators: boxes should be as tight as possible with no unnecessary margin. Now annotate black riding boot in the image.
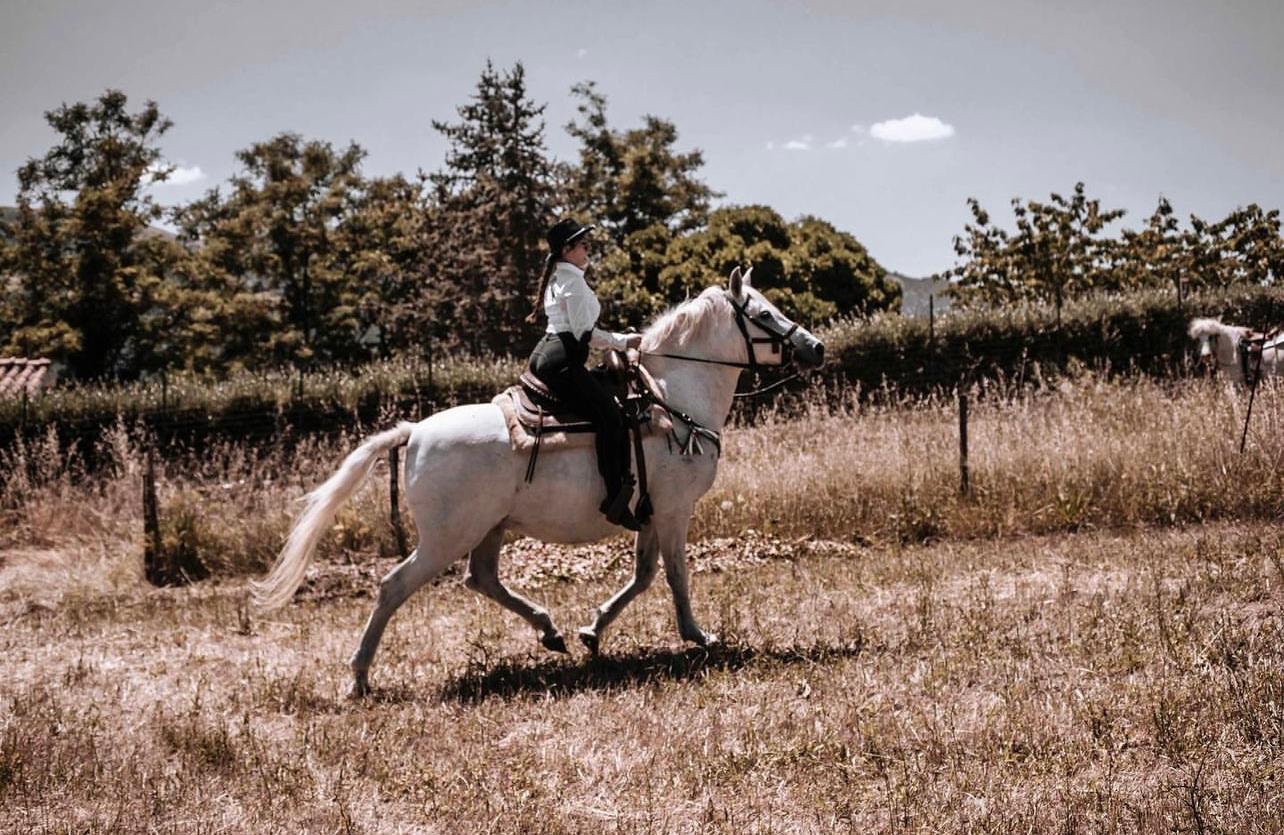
[600,472,639,531]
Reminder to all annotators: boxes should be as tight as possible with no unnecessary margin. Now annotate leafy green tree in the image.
[1117,197,1185,298]
[0,90,182,379]
[429,61,554,355]
[175,133,367,365]
[948,183,1124,320]
[560,82,722,325]
[948,198,1020,308]
[611,205,899,330]
[331,174,433,358]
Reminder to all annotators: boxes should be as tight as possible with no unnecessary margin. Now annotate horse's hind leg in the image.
[463,525,568,654]
[349,544,455,698]
[577,524,659,655]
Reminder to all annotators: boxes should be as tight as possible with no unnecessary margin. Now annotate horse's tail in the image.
[1188,317,1224,339]
[251,421,416,613]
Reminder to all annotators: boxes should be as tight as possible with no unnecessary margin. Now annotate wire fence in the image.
[5,284,1282,468]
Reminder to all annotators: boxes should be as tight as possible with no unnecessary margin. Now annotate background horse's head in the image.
[1188,317,1248,381]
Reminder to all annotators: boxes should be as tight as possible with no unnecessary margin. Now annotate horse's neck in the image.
[644,323,744,431]
[648,360,741,431]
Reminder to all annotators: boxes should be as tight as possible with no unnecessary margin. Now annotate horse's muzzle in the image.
[794,336,825,367]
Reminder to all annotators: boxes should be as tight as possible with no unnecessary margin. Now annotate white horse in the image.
[1188,317,1284,383]
[253,267,825,696]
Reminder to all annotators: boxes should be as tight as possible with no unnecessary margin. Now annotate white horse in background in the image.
[253,267,825,697]
[1188,317,1284,383]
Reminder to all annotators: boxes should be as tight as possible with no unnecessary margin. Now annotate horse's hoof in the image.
[578,627,600,656]
[685,630,719,648]
[347,676,370,700]
[541,632,569,654]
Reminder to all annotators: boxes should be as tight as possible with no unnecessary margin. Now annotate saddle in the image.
[492,351,672,522]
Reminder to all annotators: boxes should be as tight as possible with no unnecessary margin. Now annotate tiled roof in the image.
[0,357,55,398]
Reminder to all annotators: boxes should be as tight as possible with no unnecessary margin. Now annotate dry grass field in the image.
[2,374,1283,833]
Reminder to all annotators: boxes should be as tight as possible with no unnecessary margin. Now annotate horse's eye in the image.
[757,310,771,320]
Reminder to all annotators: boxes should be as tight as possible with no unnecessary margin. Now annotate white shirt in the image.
[543,261,629,351]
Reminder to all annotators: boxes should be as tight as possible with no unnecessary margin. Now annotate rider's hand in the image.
[624,334,643,351]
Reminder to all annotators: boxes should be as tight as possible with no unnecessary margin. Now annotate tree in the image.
[637,205,899,330]
[948,183,1124,320]
[331,174,433,358]
[429,61,554,355]
[0,90,182,379]
[174,133,368,366]
[559,82,721,325]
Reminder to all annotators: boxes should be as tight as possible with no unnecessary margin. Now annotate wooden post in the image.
[389,447,408,558]
[929,294,935,346]
[427,336,434,393]
[958,389,970,496]
[143,445,164,585]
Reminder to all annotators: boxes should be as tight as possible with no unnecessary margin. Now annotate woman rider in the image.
[526,218,643,531]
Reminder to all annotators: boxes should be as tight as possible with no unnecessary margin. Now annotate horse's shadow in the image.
[433,636,865,704]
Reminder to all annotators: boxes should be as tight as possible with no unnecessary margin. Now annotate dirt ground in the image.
[2,523,1282,834]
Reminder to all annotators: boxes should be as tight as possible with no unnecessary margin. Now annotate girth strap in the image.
[630,420,653,526]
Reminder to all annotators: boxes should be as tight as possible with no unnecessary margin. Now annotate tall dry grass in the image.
[2,374,1283,832]
[705,373,1284,543]
[2,373,1281,596]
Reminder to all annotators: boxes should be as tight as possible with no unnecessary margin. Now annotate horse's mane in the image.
[641,286,730,351]
[1188,317,1245,340]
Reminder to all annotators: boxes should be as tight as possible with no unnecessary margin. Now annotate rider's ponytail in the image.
[526,251,558,324]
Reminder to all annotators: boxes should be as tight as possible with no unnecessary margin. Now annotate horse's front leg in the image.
[659,515,717,647]
[578,524,659,655]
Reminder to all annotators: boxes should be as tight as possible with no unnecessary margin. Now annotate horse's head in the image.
[725,266,826,368]
[1189,317,1246,381]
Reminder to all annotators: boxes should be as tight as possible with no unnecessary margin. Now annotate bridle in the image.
[640,293,802,396]
[1201,330,1276,384]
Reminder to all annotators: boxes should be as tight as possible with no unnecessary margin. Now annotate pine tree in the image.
[0,90,181,379]
[430,61,554,355]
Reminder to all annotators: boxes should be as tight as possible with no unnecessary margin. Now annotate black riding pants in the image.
[528,332,630,497]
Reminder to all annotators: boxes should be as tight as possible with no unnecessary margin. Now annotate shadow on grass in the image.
[436,636,866,704]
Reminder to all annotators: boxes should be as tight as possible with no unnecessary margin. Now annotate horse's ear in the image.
[729,266,743,298]
[742,266,754,288]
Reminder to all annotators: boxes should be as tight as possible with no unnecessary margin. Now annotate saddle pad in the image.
[492,386,673,453]
[493,388,592,452]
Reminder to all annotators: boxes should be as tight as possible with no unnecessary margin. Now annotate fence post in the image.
[389,447,408,558]
[958,388,970,496]
[929,294,935,346]
[143,444,164,585]
[427,336,434,393]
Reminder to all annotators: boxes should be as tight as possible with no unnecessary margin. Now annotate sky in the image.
[2,0,1282,277]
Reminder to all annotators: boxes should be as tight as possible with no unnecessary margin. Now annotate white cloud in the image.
[826,137,848,149]
[144,162,206,187]
[576,48,588,59]
[783,134,812,151]
[851,124,866,134]
[869,113,955,143]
